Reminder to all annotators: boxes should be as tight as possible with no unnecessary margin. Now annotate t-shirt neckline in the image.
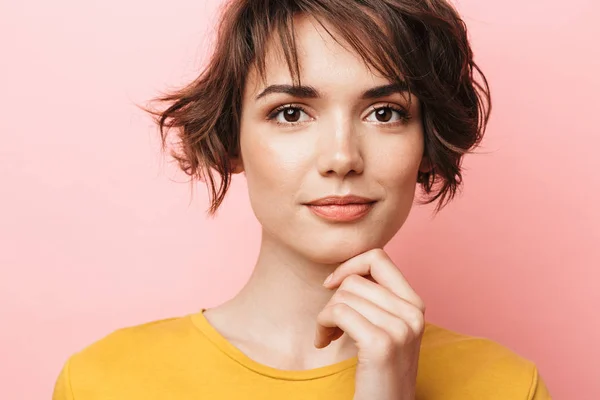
[190,308,358,381]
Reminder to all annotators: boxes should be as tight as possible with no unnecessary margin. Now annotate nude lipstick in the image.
[304,195,376,223]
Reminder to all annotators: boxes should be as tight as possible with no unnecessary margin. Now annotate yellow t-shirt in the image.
[53,309,551,399]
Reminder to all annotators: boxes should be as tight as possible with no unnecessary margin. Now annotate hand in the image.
[314,248,426,400]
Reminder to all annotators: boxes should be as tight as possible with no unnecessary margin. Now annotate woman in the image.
[53,0,551,399]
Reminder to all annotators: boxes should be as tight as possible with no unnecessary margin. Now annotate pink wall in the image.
[1,0,598,398]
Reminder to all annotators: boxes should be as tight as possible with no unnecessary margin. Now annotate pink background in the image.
[1,0,598,398]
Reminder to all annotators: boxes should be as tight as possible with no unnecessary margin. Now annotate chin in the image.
[294,233,386,265]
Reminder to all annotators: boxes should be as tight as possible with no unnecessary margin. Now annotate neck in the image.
[206,227,356,364]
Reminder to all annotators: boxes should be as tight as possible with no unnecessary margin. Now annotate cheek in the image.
[373,134,424,193]
[240,133,310,215]
[367,142,423,245]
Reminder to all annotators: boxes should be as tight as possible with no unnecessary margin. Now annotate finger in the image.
[318,289,412,348]
[324,248,424,311]
[335,274,425,333]
[314,325,344,349]
[315,301,391,353]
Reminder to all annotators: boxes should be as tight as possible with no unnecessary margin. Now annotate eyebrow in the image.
[254,82,409,101]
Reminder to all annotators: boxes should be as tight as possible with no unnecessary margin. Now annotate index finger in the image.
[324,248,424,310]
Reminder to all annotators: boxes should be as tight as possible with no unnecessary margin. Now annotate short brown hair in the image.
[141,0,491,216]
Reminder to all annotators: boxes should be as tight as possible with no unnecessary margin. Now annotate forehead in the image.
[244,14,390,98]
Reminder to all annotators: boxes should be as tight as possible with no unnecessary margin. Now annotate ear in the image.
[230,156,245,174]
[419,156,432,174]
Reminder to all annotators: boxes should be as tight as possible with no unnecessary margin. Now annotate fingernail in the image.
[323,273,333,286]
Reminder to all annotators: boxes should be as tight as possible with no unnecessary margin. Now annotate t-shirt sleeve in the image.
[52,358,75,400]
[528,365,552,400]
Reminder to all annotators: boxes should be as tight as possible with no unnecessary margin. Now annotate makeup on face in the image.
[303,195,377,223]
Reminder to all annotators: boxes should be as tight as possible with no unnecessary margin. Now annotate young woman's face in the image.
[236,15,427,264]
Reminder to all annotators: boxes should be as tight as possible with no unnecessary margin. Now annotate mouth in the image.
[303,195,377,223]
[306,202,376,222]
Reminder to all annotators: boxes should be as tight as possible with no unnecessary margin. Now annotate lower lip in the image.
[306,202,375,222]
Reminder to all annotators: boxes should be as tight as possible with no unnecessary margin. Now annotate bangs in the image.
[144,0,490,215]
[246,0,420,106]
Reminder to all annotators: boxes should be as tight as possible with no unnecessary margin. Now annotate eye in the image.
[267,105,311,126]
[365,104,410,124]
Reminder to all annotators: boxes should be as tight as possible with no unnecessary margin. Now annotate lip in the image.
[305,195,376,206]
[304,195,376,222]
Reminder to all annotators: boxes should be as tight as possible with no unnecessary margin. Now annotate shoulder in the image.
[53,313,198,399]
[418,322,551,399]
[69,313,195,369]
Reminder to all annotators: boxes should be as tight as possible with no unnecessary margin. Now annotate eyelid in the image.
[266,103,313,126]
[266,102,410,127]
[364,102,411,124]
[267,103,311,117]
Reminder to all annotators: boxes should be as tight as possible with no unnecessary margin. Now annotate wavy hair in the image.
[141,0,491,216]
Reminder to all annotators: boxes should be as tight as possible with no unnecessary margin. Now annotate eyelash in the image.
[266,103,411,127]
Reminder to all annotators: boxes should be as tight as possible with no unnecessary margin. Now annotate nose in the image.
[316,115,365,178]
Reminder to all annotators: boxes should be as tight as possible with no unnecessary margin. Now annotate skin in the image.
[203,13,430,399]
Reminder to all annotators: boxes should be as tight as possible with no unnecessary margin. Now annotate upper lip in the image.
[305,195,376,206]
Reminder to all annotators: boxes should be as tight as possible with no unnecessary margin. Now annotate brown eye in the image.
[365,105,410,125]
[267,105,310,126]
[375,108,393,122]
[283,108,301,122]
